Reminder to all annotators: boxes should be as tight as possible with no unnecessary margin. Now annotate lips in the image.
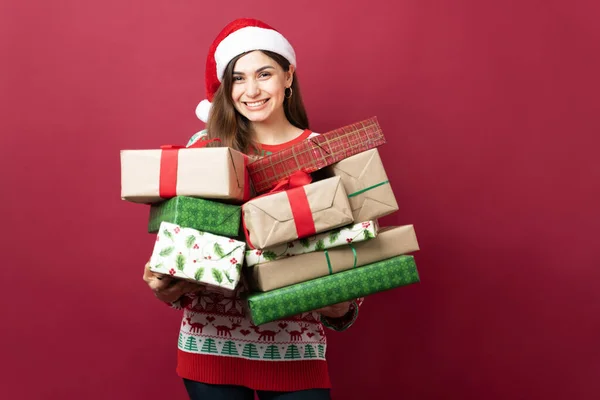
[244,99,269,108]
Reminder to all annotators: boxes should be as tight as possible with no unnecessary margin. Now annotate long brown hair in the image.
[205,50,309,153]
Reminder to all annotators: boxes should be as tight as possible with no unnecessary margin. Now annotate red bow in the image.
[267,170,313,194]
[243,170,316,249]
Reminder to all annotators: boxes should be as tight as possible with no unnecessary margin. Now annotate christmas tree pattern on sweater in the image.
[178,292,328,361]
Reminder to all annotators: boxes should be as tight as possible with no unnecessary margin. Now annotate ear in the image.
[286,65,295,87]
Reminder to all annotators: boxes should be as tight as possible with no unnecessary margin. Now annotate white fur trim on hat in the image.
[195,99,212,123]
[214,26,296,81]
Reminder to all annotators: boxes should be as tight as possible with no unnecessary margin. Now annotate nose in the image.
[245,79,260,98]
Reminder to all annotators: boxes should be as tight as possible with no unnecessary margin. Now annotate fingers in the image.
[154,280,193,303]
[148,278,172,292]
[157,280,205,303]
[142,262,155,281]
[314,302,351,317]
[146,272,173,290]
[313,306,331,314]
[143,260,205,302]
[182,281,205,294]
[143,262,174,289]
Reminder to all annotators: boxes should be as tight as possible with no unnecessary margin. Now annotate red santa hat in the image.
[195,18,297,123]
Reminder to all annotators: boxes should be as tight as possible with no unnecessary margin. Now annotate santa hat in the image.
[195,18,297,123]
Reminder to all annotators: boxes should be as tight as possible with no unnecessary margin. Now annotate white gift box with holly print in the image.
[244,220,378,267]
[149,221,246,290]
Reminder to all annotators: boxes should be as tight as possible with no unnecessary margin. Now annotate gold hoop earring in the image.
[285,87,293,99]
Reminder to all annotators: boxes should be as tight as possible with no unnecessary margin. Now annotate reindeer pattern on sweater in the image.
[175,284,329,361]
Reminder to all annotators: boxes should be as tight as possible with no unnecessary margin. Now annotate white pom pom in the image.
[195,99,212,123]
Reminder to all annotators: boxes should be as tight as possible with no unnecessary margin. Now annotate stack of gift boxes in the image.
[120,117,420,325]
[120,142,250,290]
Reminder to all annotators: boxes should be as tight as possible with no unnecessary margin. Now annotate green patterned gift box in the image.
[148,196,241,237]
[246,255,419,325]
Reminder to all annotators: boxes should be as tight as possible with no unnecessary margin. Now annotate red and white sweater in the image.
[167,129,362,391]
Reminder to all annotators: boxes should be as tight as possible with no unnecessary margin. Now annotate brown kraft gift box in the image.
[242,176,354,249]
[248,225,419,291]
[323,148,399,222]
[120,147,249,204]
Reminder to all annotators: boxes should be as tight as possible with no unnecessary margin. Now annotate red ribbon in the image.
[287,186,316,239]
[242,155,251,202]
[158,138,221,198]
[267,170,312,194]
[243,170,314,249]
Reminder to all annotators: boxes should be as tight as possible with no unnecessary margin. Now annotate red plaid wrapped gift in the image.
[247,116,386,194]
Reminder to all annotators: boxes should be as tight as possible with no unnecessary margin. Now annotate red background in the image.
[1,1,599,399]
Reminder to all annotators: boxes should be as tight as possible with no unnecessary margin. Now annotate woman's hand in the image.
[142,261,202,303]
[314,301,352,319]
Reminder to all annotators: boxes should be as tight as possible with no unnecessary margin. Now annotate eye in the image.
[258,72,271,79]
[232,75,243,82]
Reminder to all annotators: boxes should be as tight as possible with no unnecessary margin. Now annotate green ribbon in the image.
[324,244,357,275]
[349,244,357,269]
[347,180,389,198]
[324,250,333,275]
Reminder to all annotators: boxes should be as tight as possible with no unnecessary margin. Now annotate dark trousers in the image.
[183,379,332,400]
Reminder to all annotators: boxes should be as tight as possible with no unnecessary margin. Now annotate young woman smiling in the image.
[143,18,362,400]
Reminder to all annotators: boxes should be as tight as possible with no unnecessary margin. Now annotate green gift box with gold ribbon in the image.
[148,196,241,237]
[246,255,420,325]
[247,225,418,291]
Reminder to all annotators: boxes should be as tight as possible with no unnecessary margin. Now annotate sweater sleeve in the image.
[186,129,209,147]
[320,297,364,332]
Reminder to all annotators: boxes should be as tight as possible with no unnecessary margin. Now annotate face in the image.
[230,51,293,123]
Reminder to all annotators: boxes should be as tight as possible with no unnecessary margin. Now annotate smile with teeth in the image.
[244,99,269,108]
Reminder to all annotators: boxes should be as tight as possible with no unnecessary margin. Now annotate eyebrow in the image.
[232,65,275,75]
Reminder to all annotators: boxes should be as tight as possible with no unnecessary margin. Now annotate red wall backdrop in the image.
[1,1,599,399]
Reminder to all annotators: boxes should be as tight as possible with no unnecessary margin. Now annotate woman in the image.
[143,18,362,400]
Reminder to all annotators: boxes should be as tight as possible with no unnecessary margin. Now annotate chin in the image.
[247,116,270,123]
[240,111,272,123]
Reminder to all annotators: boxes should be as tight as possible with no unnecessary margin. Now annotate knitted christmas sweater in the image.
[168,129,363,392]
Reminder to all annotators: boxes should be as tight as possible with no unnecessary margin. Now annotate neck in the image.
[251,109,303,145]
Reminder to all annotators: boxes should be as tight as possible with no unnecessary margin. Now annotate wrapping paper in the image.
[148,196,241,237]
[248,225,419,291]
[247,117,386,194]
[244,220,378,267]
[120,147,249,204]
[246,255,419,325]
[323,148,399,221]
[149,222,245,290]
[242,176,354,249]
